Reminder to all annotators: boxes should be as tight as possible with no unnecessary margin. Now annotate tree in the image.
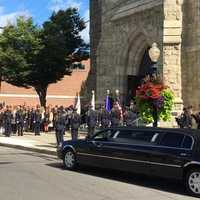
[0,8,88,107]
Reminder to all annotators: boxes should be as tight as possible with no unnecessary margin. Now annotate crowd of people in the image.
[0,101,138,145]
[1,101,199,146]
[176,105,200,129]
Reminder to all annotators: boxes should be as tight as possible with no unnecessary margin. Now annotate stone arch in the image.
[116,28,152,98]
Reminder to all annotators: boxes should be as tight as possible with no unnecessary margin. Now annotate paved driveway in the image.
[0,146,198,200]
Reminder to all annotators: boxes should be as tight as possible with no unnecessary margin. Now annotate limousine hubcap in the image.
[64,151,75,168]
[189,172,200,194]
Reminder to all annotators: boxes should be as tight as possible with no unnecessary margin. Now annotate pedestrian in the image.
[30,107,35,132]
[55,109,66,146]
[0,107,4,134]
[98,105,110,129]
[124,107,137,127]
[43,107,50,132]
[3,106,13,137]
[191,104,200,129]
[178,107,192,129]
[33,106,42,135]
[16,106,25,136]
[86,105,97,138]
[70,108,81,140]
[11,106,17,134]
[110,103,121,128]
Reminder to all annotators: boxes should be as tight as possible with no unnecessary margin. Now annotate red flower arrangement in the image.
[136,82,167,101]
[135,75,174,126]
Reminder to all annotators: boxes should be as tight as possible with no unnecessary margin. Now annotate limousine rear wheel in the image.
[186,168,200,197]
[63,149,76,170]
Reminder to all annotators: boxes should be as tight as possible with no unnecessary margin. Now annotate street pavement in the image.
[0,132,85,155]
[0,146,198,200]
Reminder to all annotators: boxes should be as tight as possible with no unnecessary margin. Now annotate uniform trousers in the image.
[71,129,78,141]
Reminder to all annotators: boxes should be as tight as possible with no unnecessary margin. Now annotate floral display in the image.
[135,75,174,125]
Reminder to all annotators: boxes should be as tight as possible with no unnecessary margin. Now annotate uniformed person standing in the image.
[98,105,111,129]
[124,107,137,127]
[0,107,4,134]
[70,108,81,140]
[86,105,97,138]
[16,106,25,136]
[33,106,42,135]
[55,109,66,146]
[3,106,13,137]
[11,106,17,134]
[110,104,121,128]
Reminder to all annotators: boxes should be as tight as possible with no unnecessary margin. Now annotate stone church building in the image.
[90,0,200,113]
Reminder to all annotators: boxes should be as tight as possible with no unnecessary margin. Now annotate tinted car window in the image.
[160,133,184,148]
[182,136,193,149]
[115,130,159,145]
[93,130,116,141]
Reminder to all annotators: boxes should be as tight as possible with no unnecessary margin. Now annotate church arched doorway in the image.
[126,47,153,104]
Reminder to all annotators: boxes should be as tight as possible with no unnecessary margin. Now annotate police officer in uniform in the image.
[33,106,42,135]
[86,105,97,138]
[3,106,13,137]
[98,105,110,129]
[110,104,121,128]
[70,108,81,140]
[124,107,137,127]
[16,106,25,136]
[55,108,66,146]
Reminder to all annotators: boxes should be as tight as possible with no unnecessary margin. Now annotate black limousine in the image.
[57,127,200,197]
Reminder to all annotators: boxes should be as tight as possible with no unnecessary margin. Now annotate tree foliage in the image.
[0,8,88,106]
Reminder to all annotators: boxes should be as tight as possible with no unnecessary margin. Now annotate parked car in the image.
[57,127,200,197]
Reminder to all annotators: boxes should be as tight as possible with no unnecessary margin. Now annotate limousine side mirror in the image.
[85,136,92,142]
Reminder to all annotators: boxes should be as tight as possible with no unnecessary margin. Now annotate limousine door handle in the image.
[180,153,189,157]
[92,141,103,148]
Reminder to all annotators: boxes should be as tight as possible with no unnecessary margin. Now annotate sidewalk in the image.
[0,132,86,156]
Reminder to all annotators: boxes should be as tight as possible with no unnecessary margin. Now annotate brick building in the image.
[0,60,90,107]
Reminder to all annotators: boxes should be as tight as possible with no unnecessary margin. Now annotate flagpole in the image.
[75,93,81,114]
[105,89,111,112]
[91,90,95,110]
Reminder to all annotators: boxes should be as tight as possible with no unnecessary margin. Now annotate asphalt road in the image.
[0,146,198,200]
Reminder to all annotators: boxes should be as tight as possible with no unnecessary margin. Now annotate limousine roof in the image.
[107,126,200,138]
[106,127,200,152]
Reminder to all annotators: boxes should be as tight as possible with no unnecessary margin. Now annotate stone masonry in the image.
[91,0,200,115]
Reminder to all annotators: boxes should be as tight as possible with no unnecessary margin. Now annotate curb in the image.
[0,142,57,156]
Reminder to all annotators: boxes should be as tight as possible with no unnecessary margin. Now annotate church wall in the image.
[95,0,163,104]
[182,0,200,110]
[163,0,183,115]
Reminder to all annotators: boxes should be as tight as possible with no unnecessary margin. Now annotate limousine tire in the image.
[185,168,200,197]
[63,149,77,170]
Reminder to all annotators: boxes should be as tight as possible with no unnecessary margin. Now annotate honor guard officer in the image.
[98,105,111,129]
[70,108,81,140]
[124,107,137,127]
[33,106,42,135]
[3,106,13,137]
[55,108,66,146]
[16,106,25,136]
[110,103,121,128]
[86,105,97,138]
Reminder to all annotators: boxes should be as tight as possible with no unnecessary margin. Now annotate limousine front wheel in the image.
[186,168,200,197]
[63,149,76,170]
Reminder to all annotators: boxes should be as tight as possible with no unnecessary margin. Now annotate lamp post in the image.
[148,43,161,76]
[115,89,120,102]
[148,43,161,127]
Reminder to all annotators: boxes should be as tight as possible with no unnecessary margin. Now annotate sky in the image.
[0,0,89,42]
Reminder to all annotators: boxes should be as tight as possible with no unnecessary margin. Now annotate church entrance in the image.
[126,47,153,104]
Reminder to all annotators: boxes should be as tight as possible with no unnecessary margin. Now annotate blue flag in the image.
[105,95,111,112]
